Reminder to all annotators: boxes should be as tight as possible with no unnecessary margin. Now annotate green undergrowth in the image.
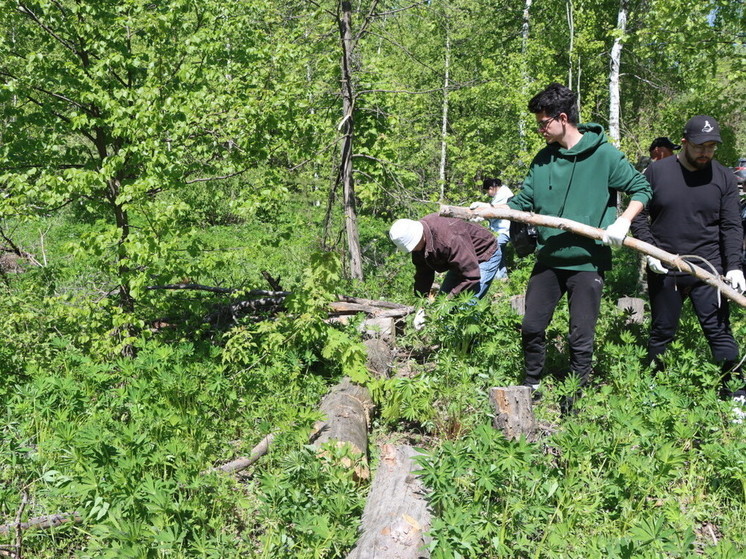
[0,237,370,557]
[377,271,746,558]
[1,201,745,557]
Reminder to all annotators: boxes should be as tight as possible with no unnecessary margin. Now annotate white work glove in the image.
[725,270,746,293]
[646,255,667,274]
[601,217,631,247]
[469,202,490,222]
[469,201,491,209]
[413,308,426,330]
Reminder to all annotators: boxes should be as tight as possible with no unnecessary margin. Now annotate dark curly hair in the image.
[482,178,502,190]
[528,83,579,125]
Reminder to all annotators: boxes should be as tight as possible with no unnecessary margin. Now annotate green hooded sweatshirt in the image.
[507,123,651,271]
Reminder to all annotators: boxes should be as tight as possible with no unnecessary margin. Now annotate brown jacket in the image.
[411,213,497,297]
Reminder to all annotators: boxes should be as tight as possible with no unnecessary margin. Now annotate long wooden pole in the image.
[439,204,746,309]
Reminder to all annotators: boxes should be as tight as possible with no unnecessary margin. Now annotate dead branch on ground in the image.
[0,512,81,536]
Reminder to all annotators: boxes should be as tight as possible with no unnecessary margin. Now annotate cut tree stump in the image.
[509,294,526,316]
[364,338,394,378]
[617,297,645,324]
[489,386,536,440]
[313,377,375,480]
[346,444,431,559]
[361,316,396,343]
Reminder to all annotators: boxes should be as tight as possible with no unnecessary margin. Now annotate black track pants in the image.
[521,264,604,385]
[647,271,739,365]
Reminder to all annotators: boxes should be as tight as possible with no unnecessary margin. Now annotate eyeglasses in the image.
[536,115,558,132]
[688,142,717,153]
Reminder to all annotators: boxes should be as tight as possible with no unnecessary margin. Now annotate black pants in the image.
[647,271,739,366]
[522,264,604,385]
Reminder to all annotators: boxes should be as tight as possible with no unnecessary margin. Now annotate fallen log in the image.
[346,444,431,559]
[338,296,413,310]
[147,283,416,324]
[0,512,82,535]
[208,378,376,478]
[146,283,289,297]
[328,301,414,318]
[440,205,746,309]
[313,377,375,480]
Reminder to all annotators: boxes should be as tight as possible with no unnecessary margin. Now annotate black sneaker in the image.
[559,390,583,417]
[523,382,542,402]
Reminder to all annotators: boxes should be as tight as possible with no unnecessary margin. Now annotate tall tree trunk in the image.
[608,0,628,147]
[438,18,450,203]
[519,0,532,148]
[338,1,363,280]
[566,0,574,90]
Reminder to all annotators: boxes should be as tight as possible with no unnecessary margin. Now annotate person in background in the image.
[496,82,651,412]
[470,178,512,279]
[648,137,681,162]
[389,213,501,304]
[630,115,746,421]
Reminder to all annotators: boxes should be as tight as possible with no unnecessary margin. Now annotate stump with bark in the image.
[489,386,536,440]
[617,296,645,324]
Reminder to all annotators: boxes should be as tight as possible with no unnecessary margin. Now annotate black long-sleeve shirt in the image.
[630,155,743,274]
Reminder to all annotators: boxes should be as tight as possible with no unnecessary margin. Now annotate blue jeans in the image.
[440,241,501,302]
[496,233,509,280]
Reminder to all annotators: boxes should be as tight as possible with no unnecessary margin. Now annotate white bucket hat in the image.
[389,219,424,252]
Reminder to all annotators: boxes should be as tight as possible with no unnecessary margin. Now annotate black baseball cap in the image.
[683,115,721,144]
[648,137,680,152]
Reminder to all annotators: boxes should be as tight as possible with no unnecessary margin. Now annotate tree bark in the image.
[313,377,374,480]
[338,1,364,280]
[439,204,746,308]
[608,0,628,147]
[489,386,536,440]
[519,0,533,148]
[438,17,450,202]
[346,444,431,559]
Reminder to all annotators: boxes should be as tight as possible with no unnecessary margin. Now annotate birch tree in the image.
[608,0,628,147]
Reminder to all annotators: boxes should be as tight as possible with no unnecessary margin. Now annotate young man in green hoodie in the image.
[504,83,652,409]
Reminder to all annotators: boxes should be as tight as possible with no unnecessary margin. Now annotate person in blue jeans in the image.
[470,178,512,279]
[389,213,501,303]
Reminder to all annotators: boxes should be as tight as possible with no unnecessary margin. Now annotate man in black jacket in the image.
[648,137,680,162]
[631,115,745,416]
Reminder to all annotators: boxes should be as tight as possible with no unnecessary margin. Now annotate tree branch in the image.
[0,225,44,267]
[440,204,746,309]
[183,168,250,184]
[17,3,78,56]
[0,511,81,535]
